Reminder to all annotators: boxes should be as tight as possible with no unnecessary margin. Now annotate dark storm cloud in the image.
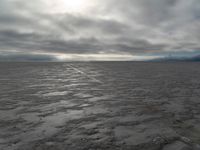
[0,29,101,53]
[0,0,200,61]
[110,42,167,53]
[0,29,166,54]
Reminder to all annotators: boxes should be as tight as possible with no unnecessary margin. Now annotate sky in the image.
[0,0,200,61]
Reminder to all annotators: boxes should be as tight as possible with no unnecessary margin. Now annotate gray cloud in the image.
[0,0,199,61]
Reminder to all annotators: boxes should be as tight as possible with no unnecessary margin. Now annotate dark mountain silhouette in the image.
[150,55,200,62]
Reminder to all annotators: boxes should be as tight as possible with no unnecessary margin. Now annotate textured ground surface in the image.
[0,62,200,150]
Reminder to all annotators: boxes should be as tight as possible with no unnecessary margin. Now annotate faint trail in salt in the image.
[68,65,102,83]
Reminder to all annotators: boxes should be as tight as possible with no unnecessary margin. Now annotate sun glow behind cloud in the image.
[55,53,161,61]
[44,0,95,13]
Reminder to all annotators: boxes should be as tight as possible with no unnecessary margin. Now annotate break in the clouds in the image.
[0,0,200,61]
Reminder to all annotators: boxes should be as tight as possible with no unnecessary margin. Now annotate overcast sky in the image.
[0,0,200,61]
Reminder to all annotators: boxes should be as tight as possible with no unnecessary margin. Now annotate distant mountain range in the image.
[151,55,200,62]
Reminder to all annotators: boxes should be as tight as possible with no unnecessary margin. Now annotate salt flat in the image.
[0,62,200,150]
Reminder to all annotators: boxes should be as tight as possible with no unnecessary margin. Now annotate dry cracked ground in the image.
[0,62,200,150]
